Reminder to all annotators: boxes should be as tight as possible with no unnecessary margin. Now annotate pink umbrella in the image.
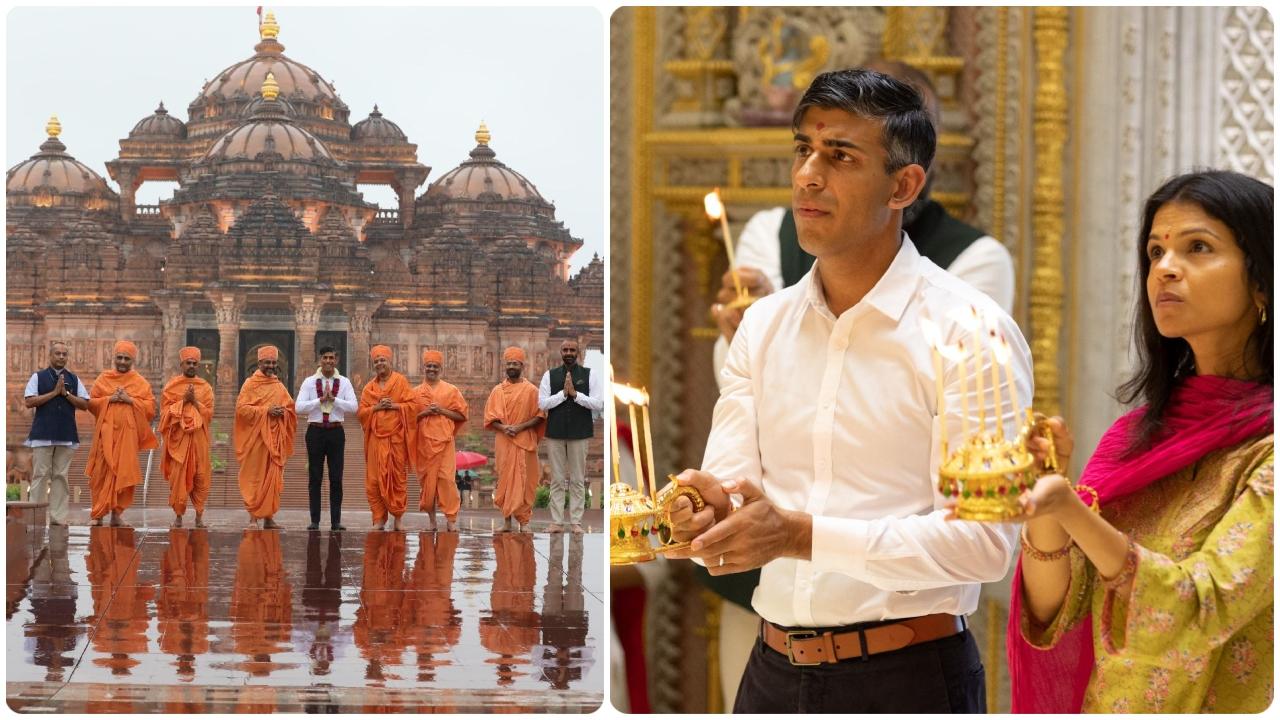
[455,450,488,470]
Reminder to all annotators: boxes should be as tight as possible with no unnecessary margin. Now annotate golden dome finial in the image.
[260,10,279,41]
[46,114,62,138]
[261,72,280,101]
[475,121,491,146]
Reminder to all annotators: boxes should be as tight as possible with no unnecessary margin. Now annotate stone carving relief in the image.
[725,7,884,126]
[1218,7,1274,180]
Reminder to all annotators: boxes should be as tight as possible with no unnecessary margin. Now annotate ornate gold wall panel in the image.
[1029,7,1069,417]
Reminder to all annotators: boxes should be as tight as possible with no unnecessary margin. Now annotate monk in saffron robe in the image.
[403,530,462,682]
[479,533,539,686]
[86,527,153,678]
[413,349,469,531]
[228,529,293,684]
[159,346,214,528]
[484,346,545,532]
[358,345,422,531]
[234,345,296,529]
[86,340,158,527]
[156,528,210,682]
[353,531,409,685]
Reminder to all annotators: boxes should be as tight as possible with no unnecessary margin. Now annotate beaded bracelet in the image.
[1100,536,1139,589]
[1020,524,1074,562]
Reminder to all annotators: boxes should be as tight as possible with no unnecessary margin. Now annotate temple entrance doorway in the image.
[239,329,296,392]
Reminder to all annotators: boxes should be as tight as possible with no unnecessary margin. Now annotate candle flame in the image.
[938,342,967,363]
[919,317,942,349]
[983,309,1000,333]
[703,189,724,221]
[611,382,648,406]
[993,334,1013,365]
[948,305,980,331]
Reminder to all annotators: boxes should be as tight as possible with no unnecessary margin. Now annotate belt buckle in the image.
[784,630,821,666]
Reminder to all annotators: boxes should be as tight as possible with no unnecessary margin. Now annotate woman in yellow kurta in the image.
[1002,170,1273,713]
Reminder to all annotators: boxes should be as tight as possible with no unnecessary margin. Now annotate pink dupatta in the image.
[1006,374,1273,713]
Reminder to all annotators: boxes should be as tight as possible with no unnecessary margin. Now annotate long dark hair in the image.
[1118,170,1273,451]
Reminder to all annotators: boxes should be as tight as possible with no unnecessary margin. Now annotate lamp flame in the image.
[703,189,724,221]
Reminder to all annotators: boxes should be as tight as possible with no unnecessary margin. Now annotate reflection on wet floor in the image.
[6,518,601,712]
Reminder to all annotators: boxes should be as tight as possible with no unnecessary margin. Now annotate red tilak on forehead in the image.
[816,122,825,130]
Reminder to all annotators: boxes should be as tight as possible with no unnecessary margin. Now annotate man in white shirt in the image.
[537,339,604,533]
[667,68,1033,713]
[701,59,1019,707]
[295,346,359,531]
[23,341,91,526]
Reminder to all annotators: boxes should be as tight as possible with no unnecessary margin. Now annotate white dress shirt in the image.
[295,370,359,423]
[714,207,1016,385]
[23,369,91,448]
[703,236,1032,628]
[538,364,605,416]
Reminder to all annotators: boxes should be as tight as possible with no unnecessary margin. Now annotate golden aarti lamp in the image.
[704,188,754,311]
[608,377,705,565]
[922,309,1060,521]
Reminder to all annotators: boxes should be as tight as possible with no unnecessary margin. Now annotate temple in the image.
[6,12,604,506]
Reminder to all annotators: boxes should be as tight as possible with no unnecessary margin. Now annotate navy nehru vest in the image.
[546,365,594,440]
[28,368,81,443]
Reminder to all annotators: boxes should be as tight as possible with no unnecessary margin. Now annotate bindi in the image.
[816,122,825,131]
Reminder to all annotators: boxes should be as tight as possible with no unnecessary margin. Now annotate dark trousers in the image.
[734,627,986,714]
[305,425,345,525]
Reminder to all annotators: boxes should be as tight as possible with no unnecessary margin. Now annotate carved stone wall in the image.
[1068,6,1271,466]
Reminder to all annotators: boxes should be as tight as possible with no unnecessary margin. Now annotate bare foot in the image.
[446,519,458,532]
[90,518,104,527]
[518,523,530,533]
[194,514,206,529]
[570,523,584,534]
[109,513,129,528]
[502,517,514,533]
[263,518,280,530]
[172,515,184,528]
[393,518,403,532]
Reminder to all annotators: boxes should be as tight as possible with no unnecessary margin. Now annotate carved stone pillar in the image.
[396,182,415,228]
[210,292,245,408]
[345,301,377,386]
[116,166,138,222]
[290,293,327,370]
[157,299,187,376]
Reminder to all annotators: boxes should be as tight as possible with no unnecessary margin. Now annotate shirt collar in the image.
[803,232,921,322]
[311,369,344,381]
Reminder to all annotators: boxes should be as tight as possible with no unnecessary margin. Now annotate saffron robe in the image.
[159,375,214,515]
[413,379,469,518]
[233,371,297,518]
[86,369,158,519]
[358,371,422,525]
[484,378,546,525]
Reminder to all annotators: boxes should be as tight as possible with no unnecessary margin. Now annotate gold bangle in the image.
[1020,524,1073,562]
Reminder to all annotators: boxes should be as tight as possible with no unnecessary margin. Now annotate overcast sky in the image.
[6,6,606,270]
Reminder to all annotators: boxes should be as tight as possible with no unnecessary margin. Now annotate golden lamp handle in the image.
[654,476,706,551]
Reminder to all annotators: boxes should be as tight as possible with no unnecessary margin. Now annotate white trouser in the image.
[545,437,589,524]
[30,445,74,525]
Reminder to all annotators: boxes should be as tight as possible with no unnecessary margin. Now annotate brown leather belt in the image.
[761,614,967,666]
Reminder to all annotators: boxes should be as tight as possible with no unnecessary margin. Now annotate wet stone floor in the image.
[6,514,602,713]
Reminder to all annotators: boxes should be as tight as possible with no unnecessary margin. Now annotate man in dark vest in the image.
[703,59,1017,705]
[23,341,90,526]
[537,340,603,534]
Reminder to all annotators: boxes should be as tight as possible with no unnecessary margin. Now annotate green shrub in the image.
[6,485,20,502]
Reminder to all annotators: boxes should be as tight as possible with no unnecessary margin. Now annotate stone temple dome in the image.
[7,116,117,203]
[351,105,407,143]
[200,75,336,164]
[129,102,187,139]
[425,122,546,202]
[199,31,341,108]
